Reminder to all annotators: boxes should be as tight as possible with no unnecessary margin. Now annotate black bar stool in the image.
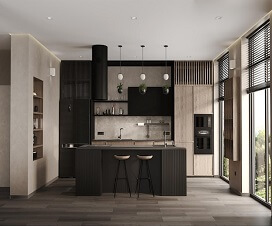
[135,155,155,198]
[113,155,131,198]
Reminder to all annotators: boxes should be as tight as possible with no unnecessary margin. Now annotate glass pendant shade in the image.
[118,73,123,80]
[140,73,146,80]
[163,73,169,81]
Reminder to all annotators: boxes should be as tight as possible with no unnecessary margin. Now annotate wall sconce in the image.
[229,60,236,70]
[50,67,56,77]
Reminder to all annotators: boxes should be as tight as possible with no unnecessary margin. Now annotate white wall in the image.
[0,49,11,187]
[10,34,60,196]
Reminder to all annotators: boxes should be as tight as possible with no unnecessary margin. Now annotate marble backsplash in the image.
[95,116,171,140]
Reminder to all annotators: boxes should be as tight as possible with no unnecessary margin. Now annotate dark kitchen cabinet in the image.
[128,87,173,116]
[59,99,92,178]
[60,61,92,99]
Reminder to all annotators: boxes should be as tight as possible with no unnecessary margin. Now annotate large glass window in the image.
[250,89,271,204]
[248,20,271,206]
[218,53,229,180]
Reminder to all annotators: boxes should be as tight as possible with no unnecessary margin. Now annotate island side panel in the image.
[76,149,102,195]
[162,148,187,195]
[102,150,162,195]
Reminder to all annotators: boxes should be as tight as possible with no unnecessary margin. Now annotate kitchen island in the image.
[75,145,186,196]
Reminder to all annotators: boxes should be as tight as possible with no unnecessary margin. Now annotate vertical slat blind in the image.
[247,20,270,93]
[174,61,213,85]
[218,52,229,101]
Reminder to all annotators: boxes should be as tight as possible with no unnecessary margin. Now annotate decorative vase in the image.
[118,88,123,94]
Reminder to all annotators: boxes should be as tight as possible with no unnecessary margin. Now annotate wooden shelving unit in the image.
[224,77,239,161]
[33,77,43,161]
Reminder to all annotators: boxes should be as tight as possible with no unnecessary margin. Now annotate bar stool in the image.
[135,155,155,198]
[113,155,131,198]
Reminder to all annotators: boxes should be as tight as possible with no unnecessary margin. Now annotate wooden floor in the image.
[0,178,271,225]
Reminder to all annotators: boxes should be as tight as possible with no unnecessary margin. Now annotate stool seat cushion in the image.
[137,155,153,160]
[114,155,130,160]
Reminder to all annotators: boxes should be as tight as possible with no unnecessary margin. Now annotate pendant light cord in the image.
[164,45,168,74]
[118,45,122,74]
[141,45,145,74]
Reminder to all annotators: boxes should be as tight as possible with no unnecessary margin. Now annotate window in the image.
[248,20,271,206]
[250,89,271,205]
[218,52,229,180]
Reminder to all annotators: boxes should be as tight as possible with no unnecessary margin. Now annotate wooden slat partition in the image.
[174,61,213,85]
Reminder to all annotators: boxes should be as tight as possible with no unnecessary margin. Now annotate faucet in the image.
[163,131,170,147]
[118,128,124,140]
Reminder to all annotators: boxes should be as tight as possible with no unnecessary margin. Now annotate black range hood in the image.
[92,45,108,100]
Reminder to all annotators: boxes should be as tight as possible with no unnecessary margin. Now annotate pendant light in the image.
[163,45,169,80]
[140,45,146,80]
[117,45,123,80]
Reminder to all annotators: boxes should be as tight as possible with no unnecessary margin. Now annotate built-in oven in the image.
[194,114,213,154]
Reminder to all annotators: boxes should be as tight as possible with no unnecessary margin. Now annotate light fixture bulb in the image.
[163,73,169,81]
[140,73,146,80]
[118,73,123,80]
[47,16,52,20]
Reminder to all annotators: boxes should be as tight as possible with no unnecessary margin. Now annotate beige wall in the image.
[0,49,11,187]
[10,34,60,196]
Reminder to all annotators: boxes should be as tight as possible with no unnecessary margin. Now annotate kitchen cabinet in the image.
[128,87,173,116]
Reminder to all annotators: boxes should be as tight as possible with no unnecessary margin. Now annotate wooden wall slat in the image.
[173,61,213,85]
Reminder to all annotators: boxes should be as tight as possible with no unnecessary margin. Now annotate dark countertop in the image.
[78,144,183,151]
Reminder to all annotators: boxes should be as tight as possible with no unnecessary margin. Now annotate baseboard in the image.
[229,187,250,197]
[187,175,214,178]
[10,176,58,199]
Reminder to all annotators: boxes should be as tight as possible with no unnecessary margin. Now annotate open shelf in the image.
[33,95,43,99]
[33,77,43,161]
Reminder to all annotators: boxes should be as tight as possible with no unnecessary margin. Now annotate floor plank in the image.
[0,178,270,225]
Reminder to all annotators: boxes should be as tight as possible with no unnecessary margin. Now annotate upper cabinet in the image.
[60,61,92,99]
[128,87,173,116]
[193,86,213,114]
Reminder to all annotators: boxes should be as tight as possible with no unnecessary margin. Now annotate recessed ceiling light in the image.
[47,16,53,20]
[131,16,137,20]
[79,56,83,58]
[215,16,222,20]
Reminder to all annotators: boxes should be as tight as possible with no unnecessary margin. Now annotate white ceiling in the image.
[0,0,271,60]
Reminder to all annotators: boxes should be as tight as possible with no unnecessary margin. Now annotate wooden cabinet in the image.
[175,142,194,176]
[193,154,213,176]
[174,86,193,142]
[174,85,214,176]
[193,86,213,114]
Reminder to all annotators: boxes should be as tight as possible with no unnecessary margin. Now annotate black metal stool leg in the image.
[113,160,120,198]
[137,160,143,198]
[123,160,131,197]
[135,159,141,193]
[147,160,155,197]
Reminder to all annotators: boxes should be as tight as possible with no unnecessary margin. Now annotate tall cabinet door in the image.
[174,86,194,175]
[174,86,193,142]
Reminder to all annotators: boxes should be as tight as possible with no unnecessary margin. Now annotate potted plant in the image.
[117,83,123,94]
[139,83,147,95]
[162,85,170,95]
